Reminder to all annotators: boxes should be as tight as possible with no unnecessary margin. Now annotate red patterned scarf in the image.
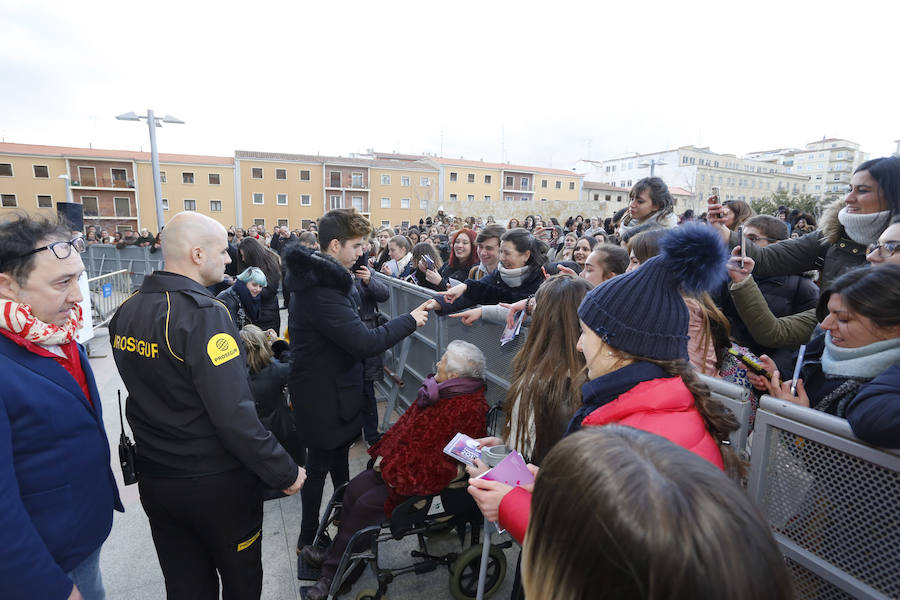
[0,299,83,346]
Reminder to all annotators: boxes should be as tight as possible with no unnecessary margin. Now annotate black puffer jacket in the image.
[285,246,416,449]
[353,269,391,382]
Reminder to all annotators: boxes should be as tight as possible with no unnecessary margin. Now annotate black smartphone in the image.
[351,251,370,272]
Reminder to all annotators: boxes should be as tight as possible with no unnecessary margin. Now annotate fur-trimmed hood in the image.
[819,198,845,245]
[283,244,352,295]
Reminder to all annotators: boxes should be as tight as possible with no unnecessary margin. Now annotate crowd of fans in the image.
[79,155,900,597]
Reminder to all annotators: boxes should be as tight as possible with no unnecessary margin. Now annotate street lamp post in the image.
[638,158,668,177]
[116,110,184,233]
[57,174,74,204]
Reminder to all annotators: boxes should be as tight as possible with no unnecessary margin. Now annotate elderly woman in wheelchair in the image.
[301,340,490,600]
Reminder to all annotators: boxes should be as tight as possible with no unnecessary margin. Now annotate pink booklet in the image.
[477,450,534,488]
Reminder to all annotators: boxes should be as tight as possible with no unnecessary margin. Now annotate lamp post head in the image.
[161,115,184,124]
[116,111,141,121]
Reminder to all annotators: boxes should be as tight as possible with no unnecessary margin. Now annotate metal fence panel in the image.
[87,269,132,327]
[697,374,752,456]
[748,396,900,600]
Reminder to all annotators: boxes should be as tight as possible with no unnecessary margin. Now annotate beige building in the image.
[780,139,867,203]
[0,142,233,234]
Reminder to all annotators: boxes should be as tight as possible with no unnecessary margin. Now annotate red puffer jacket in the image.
[498,376,723,543]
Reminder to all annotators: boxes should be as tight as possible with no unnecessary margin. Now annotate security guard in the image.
[109,211,304,600]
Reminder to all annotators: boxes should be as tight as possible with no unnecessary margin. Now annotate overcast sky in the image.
[2,0,897,169]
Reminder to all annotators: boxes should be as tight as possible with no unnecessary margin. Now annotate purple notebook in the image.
[477,450,535,488]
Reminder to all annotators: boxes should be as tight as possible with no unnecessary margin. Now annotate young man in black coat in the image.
[284,208,429,557]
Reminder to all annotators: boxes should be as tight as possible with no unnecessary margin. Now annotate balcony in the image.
[70,177,135,189]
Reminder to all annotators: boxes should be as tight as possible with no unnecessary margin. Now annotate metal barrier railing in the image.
[87,269,133,327]
[370,273,748,452]
[84,244,165,287]
[748,396,900,600]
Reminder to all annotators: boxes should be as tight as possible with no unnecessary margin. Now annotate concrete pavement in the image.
[87,309,517,599]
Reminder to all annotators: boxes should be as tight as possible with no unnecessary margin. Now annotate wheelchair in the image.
[298,476,512,600]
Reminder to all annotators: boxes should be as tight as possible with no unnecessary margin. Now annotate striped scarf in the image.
[0,299,83,346]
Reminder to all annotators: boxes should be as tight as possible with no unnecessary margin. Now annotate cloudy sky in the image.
[2,0,897,169]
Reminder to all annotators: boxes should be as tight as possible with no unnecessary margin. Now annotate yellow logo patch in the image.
[207,333,240,366]
[237,529,261,552]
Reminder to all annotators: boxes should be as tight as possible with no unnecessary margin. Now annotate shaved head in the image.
[161,212,231,285]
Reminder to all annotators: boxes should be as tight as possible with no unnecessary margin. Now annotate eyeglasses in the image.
[14,237,87,262]
[867,241,899,258]
[745,234,777,244]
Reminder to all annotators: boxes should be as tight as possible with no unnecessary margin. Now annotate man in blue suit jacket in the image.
[0,215,122,600]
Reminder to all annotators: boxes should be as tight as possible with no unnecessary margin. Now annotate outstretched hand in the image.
[726,246,756,284]
[449,308,482,326]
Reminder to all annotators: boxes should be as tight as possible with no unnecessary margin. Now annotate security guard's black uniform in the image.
[110,271,297,600]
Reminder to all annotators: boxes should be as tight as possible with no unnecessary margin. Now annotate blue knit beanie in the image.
[577,224,729,361]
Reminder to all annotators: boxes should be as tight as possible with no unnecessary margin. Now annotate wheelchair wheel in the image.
[448,544,507,599]
[355,590,384,600]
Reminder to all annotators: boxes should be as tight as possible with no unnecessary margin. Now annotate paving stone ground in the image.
[89,308,517,599]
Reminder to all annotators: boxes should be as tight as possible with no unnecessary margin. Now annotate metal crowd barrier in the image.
[83,244,165,288]
[748,396,900,600]
[87,269,133,327]
[370,274,747,450]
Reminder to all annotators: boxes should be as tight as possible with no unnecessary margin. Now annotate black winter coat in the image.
[353,269,391,381]
[257,277,281,334]
[846,363,900,448]
[285,247,416,449]
[216,285,255,330]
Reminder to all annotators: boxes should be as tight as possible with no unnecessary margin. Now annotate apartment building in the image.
[762,138,867,203]
[0,142,234,233]
[234,151,439,230]
[575,145,810,213]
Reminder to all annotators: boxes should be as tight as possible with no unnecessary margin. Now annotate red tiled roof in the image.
[0,142,233,165]
[583,181,630,192]
[431,157,579,177]
[669,186,693,196]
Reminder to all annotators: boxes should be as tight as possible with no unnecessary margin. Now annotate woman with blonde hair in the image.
[239,324,305,467]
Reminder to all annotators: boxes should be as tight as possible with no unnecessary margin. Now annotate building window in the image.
[301,194,311,206]
[484,195,491,202]
[555,180,561,189]
[33,165,49,178]
[111,168,128,185]
[252,193,264,204]
[251,167,263,179]
[210,200,222,212]
[37,194,52,208]
[208,173,221,185]
[330,195,342,209]
[351,172,364,187]
[300,169,311,181]
[329,171,342,187]
[605,194,611,201]
[401,175,410,186]
[275,168,287,180]
[569,182,575,190]
[617,195,623,202]
[380,220,390,227]
[277,193,288,205]
[114,197,131,217]
[520,196,527,202]
[466,194,474,202]
[182,172,195,184]
[81,196,99,216]
[381,174,391,185]
[521,177,528,188]
[450,172,458,182]
[278,219,289,227]
[505,176,514,186]
[1,194,17,207]
[253,219,265,228]
[401,220,410,228]
[400,198,410,208]
[593,193,599,201]
[381,197,391,208]
[161,198,169,211]
[159,170,167,183]
[541,179,547,188]
[467,173,475,183]
[351,196,363,210]
[184,199,196,211]
[0,163,13,176]
[420,198,428,209]
[420,177,431,186]
[484,175,492,184]
[449,193,457,202]
[504,195,513,202]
